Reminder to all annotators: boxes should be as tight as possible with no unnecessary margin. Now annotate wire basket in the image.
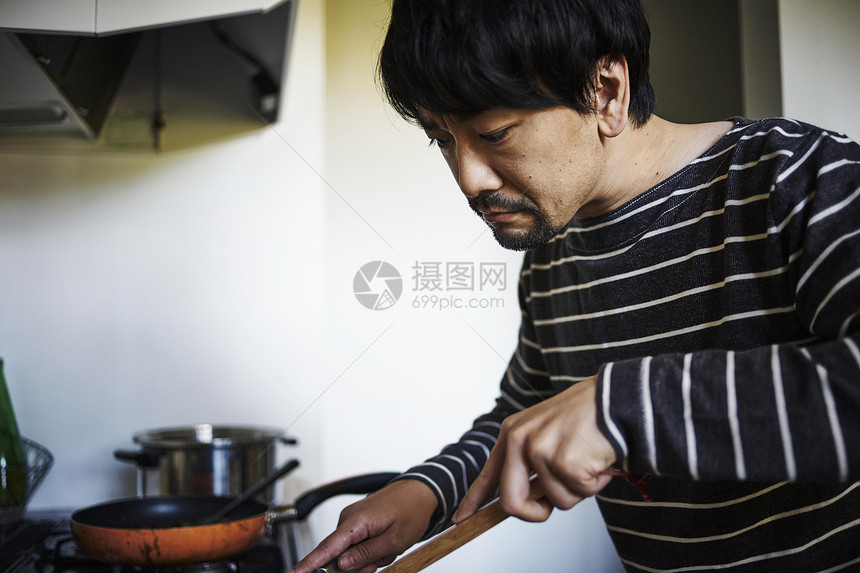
[0,438,54,523]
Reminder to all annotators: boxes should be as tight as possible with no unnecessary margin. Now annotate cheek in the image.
[440,150,461,182]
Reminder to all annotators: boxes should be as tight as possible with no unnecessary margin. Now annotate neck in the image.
[578,115,732,219]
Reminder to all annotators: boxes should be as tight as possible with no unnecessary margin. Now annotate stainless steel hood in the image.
[0,0,297,146]
[0,32,140,138]
[0,0,292,36]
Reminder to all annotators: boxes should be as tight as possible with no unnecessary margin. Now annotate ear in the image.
[595,56,630,138]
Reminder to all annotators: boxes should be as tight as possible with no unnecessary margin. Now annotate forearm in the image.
[598,333,860,483]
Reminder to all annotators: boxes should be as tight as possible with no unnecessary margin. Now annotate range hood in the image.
[0,0,293,36]
[0,0,297,147]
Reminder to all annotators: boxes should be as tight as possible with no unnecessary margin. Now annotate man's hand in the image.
[289,479,438,573]
[452,375,616,523]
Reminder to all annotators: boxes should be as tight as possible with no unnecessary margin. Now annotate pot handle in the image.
[113,448,162,468]
[293,472,400,521]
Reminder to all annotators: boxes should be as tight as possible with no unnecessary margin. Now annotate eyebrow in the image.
[417,110,478,133]
[417,111,442,132]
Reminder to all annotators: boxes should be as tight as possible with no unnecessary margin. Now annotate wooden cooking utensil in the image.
[322,498,508,573]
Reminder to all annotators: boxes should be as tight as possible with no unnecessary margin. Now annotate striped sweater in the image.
[398,117,860,571]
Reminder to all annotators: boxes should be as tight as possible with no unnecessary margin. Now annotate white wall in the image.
[778,0,860,141]
[0,0,327,507]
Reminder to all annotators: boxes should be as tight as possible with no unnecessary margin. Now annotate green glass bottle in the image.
[0,358,27,506]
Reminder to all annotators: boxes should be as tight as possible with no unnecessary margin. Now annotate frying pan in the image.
[71,468,399,566]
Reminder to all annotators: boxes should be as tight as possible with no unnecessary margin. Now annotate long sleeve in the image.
[597,126,860,484]
[392,275,555,536]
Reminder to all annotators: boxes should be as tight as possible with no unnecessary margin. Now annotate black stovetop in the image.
[1,511,291,573]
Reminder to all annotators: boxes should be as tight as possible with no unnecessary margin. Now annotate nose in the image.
[454,145,503,199]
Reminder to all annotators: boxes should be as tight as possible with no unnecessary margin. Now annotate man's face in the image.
[420,106,606,250]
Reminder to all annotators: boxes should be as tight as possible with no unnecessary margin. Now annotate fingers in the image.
[290,526,363,573]
[334,536,398,572]
[293,480,438,573]
[497,440,551,522]
[455,377,617,523]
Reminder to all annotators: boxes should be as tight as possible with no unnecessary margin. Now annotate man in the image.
[292,0,860,571]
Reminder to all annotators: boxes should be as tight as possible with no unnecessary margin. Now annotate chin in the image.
[492,225,562,251]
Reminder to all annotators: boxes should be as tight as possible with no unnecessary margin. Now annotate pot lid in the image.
[132,424,286,448]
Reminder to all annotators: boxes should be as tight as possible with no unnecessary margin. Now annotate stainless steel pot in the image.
[114,424,296,501]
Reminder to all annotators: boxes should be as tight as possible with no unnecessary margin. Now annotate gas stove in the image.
[0,511,296,573]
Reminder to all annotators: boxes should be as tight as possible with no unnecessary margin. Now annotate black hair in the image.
[378,0,655,128]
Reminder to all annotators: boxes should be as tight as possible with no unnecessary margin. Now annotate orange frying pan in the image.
[71,494,274,565]
[71,463,397,566]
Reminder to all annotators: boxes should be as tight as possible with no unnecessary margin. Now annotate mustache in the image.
[467,192,540,215]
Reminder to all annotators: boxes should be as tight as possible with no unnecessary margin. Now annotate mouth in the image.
[480,210,521,224]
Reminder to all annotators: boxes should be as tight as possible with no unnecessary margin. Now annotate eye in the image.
[480,127,511,144]
[428,136,451,149]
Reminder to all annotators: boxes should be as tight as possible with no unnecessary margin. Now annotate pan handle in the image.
[292,472,399,521]
[114,448,162,468]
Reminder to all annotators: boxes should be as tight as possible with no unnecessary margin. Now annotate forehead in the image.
[417,107,520,133]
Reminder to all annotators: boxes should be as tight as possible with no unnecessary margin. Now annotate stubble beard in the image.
[468,192,565,251]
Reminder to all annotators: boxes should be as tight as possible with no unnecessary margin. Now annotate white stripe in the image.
[519,333,541,351]
[528,233,771,300]
[398,472,448,518]
[799,348,849,482]
[811,265,860,330]
[838,312,859,339]
[606,481,859,545]
[607,484,860,544]
[533,266,789,326]
[725,351,746,480]
[505,367,551,397]
[845,338,860,370]
[462,431,496,446]
[777,132,825,183]
[817,157,860,177]
[548,373,590,383]
[542,307,795,354]
[642,193,770,242]
[809,184,860,227]
[462,450,479,472]
[514,348,549,377]
[597,482,788,509]
[461,440,491,463]
[819,366,848,482]
[559,175,725,237]
[815,556,860,573]
[436,454,469,494]
[619,518,860,573]
[771,345,797,479]
[421,461,462,501]
[769,190,813,234]
[498,389,528,412]
[601,364,628,458]
[682,354,698,480]
[638,358,658,474]
[796,227,860,292]
[558,123,807,240]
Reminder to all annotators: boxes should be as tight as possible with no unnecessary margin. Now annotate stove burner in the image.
[45,538,284,573]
